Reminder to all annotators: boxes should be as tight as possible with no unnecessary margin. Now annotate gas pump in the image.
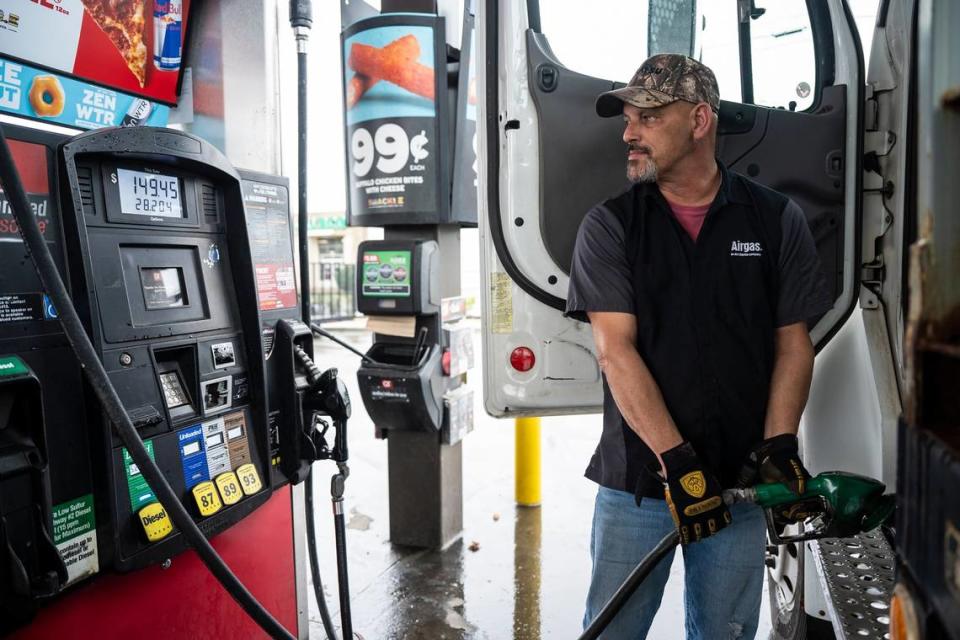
[56,128,277,571]
[0,123,333,638]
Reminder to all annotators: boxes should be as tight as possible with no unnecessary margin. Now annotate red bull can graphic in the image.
[154,0,183,71]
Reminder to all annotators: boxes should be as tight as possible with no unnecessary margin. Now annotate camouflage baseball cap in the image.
[596,54,720,117]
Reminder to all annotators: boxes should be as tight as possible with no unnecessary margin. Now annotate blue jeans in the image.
[583,486,766,639]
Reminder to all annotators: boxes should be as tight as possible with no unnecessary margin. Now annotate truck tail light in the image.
[510,346,535,372]
[442,349,451,376]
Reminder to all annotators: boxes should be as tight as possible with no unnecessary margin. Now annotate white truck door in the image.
[477,0,865,417]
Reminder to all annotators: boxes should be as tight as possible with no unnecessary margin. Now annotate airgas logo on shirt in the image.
[730,240,763,257]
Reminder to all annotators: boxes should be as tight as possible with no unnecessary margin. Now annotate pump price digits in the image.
[130,176,178,214]
[115,169,183,218]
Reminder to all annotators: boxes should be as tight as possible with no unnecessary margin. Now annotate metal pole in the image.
[292,1,312,325]
[515,417,541,506]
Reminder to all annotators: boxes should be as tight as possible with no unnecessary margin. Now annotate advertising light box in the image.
[450,2,478,226]
[0,0,191,106]
[341,14,452,226]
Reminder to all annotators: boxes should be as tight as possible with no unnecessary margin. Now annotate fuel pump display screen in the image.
[362,250,412,297]
[140,267,187,309]
[117,169,182,218]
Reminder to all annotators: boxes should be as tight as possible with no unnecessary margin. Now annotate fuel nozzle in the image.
[315,367,351,424]
[297,364,351,464]
[722,471,895,544]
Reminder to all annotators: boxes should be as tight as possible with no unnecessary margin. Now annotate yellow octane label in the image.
[215,472,243,506]
[236,463,262,496]
[192,481,223,517]
[683,496,723,517]
[138,503,173,542]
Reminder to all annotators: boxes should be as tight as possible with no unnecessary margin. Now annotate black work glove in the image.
[661,442,732,545]
[737,434,811,495]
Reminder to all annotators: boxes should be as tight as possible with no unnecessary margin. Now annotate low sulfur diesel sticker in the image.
[52,494,99,585]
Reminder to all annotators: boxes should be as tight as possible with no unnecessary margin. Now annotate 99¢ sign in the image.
[351,123,430,177]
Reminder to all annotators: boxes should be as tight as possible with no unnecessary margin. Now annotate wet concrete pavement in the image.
[306,326,772,639]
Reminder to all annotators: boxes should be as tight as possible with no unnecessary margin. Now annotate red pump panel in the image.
[13,486,298,640]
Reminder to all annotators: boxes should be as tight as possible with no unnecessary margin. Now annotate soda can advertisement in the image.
[341,14,451,226]
[0,0,192,106]
[120,98,153,127]
[154,0,183,71]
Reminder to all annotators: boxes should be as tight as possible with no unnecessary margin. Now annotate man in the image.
[565,54,833,638]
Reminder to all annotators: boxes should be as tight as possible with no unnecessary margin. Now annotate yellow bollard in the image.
[515,417,541,506]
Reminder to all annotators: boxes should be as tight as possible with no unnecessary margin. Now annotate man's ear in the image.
[691,103,713,141]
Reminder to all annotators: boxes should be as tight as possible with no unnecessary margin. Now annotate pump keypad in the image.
[160,371,189,409]
[236,463,262,496]
[191,481,223,517]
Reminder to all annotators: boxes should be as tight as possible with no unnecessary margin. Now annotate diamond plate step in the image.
[809,531,896,640]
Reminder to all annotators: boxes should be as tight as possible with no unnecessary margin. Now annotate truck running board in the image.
[809,532,895,640]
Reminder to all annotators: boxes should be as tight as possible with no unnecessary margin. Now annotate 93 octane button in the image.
[236,463,262,496]
[138,502,173,542]
[191,481,223,517]
[214,471,243,506]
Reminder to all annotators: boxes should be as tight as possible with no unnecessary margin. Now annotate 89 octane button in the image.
[191,481,223,517]
[236,463,262,496]
[214,471,243,506]
[138,502,173,542]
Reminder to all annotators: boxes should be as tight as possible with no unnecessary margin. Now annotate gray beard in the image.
[627,158,658,183]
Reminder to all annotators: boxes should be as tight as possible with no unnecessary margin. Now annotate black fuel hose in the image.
[0,125,295,640]
[331,467,353,638]
[577,530,680,640]
[312,323,377,365]
[306,469,341,640]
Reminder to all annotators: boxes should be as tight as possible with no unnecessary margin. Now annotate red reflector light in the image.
[381,379,393,389]
[442,350,451,376]
[510,347,536,372]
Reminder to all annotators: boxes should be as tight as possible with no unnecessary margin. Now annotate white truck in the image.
[476,1,959,637]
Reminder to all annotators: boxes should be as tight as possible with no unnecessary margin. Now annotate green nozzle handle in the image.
[723,471,895,537]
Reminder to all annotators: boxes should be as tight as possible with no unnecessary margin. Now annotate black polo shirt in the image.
[565,163,832,497]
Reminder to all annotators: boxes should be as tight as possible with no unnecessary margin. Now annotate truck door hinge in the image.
[864,87,878,131]
[860,259,886,309]
[864,130,896,158]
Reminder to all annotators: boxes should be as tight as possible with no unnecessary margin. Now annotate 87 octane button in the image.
[191,481,223,517]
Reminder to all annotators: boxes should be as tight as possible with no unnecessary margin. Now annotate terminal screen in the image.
[140,267,187,309]
[117,169,182,218]
[361,250,412,298]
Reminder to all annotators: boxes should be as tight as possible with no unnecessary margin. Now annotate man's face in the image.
[622,101,697,183]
